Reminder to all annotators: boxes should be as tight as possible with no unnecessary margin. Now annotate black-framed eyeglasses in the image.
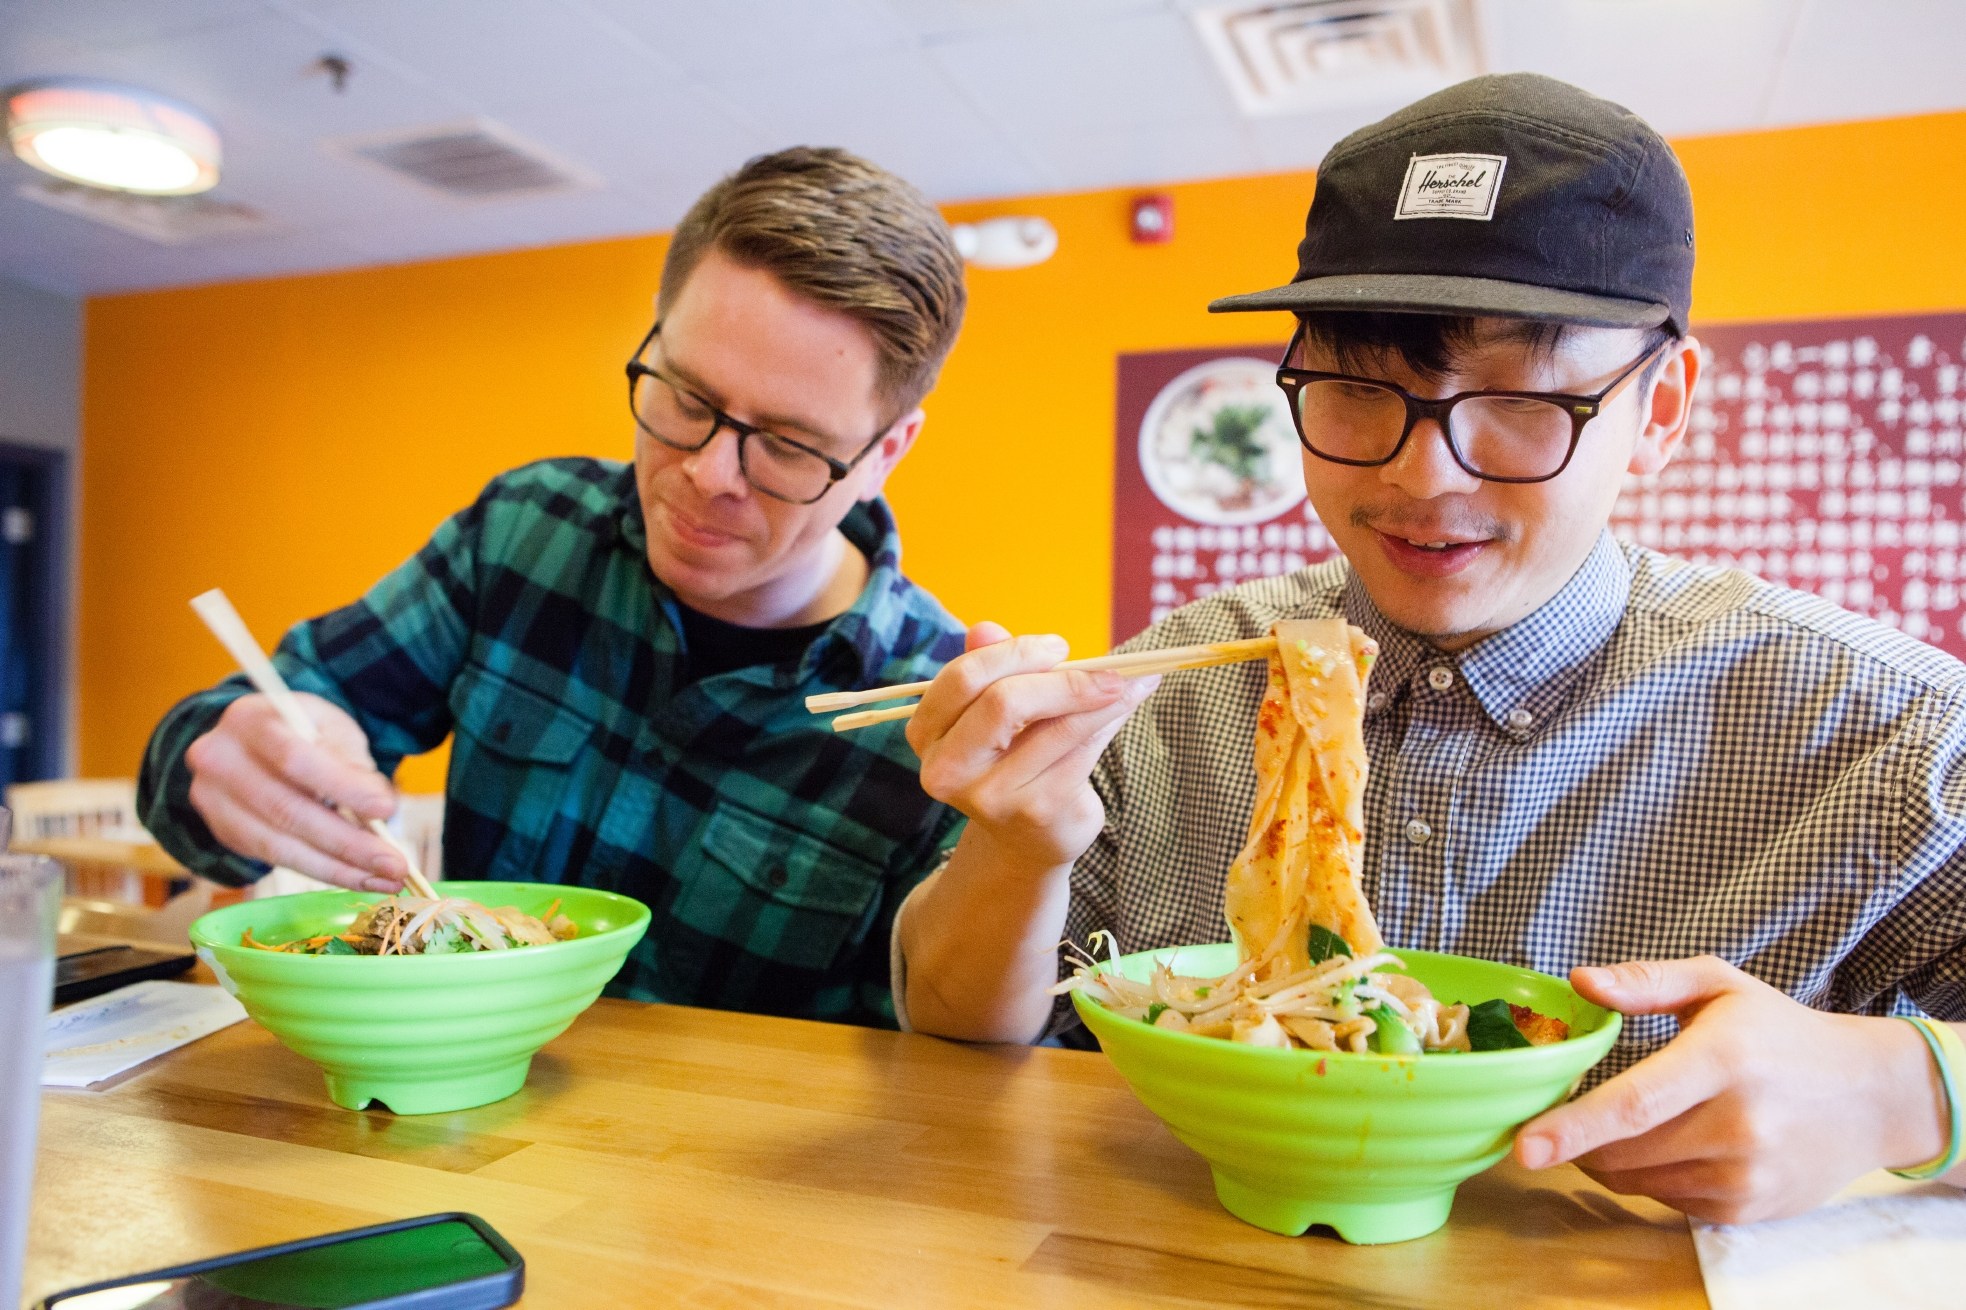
[625,321,889,505]
[1274,325,1668,484]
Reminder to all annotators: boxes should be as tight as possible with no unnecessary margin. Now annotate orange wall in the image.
[80,109,1966,788]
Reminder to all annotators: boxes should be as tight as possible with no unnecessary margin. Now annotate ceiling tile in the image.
[2,0,1959,297]
[579,0,910,74]
[300,0,684,113]
[0,181,361,294]
[1014,114,1259,193]
[102,8,469,139]
[882,0,1167,41]
[484,76,763,202]
[319,183,659,267]
[1765,0,1966,125]
[927,8,1237,136]
[1242,102,1402,174]
[2,0,269,49]
[79,229,372,294]
[697,49,1042,201]
[1476,0,1803,139]
[208,117,435,228]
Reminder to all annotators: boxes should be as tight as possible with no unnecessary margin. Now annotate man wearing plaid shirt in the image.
[138,148,968,1026]
[898,75,1966,1221]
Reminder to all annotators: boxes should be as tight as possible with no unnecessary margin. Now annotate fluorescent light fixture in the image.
[5,79,220,195]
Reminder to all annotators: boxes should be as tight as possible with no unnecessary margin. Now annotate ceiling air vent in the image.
[1192,0,1482,117]
[330,120,595,199]
[17,176,270,243]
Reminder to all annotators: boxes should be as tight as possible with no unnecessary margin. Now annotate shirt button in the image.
[1427,666,1454,691]
[1507,707,1535,730]
[1366,692,1387,712]
[1404,818,1433,845]
[765,865,789,889]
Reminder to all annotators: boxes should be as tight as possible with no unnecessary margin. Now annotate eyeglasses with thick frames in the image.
[624,321,889,505]
[1274,326,1669,485]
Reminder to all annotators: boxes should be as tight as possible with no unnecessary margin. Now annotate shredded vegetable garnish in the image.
[243,895,578,956]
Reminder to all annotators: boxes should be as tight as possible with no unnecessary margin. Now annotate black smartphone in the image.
[35,1212,523,1310]
[54,944,197,1004]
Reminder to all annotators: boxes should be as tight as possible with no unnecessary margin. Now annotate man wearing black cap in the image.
[893,72,1966,1222]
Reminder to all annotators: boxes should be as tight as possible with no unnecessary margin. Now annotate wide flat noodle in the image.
[1222,619,1383,981]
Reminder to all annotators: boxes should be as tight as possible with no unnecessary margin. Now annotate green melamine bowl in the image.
[190,881,650,1115]
[1072,943,1621,1244]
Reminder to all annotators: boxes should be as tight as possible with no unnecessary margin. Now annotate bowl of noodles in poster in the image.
[1138,357,1305,526]
[190,881,650,1115]
[1060,617,1621,1244]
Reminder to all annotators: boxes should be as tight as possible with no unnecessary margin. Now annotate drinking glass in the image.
[0,854,59,1309]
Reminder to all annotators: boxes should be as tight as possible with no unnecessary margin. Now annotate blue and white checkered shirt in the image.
[1058,532,1966,1076]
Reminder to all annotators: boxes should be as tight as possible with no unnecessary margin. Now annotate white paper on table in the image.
[43,980,247,1088]
[1692,1171,1966,1310]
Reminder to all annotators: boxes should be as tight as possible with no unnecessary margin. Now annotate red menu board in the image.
[1112,312,1966,658]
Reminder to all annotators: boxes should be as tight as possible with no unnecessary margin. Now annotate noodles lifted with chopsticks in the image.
[1056,618,1566,1054]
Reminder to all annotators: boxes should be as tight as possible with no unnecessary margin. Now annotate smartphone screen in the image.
[46,1219,512,1309]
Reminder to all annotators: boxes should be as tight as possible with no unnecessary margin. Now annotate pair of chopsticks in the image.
[808,636,1279,733]
[189,589,440,900]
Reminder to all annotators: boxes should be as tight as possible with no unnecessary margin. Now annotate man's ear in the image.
[857,407,926,502]
[1627,336,1702,478]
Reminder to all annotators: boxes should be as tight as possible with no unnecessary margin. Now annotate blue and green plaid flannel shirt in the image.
[138,458,967,1026]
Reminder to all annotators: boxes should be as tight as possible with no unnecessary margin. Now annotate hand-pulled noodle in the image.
[1058,619,1566,1054]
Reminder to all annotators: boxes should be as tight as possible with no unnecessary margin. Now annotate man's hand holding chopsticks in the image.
[185,691,408,893]
[907,622,1159,872]
[897,622,1159,1042]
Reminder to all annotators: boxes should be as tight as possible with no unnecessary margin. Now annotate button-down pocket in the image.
[673,804,887,971]
[447,669,597,881]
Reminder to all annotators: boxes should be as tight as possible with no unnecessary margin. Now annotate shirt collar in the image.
[802,496,914,688]
[1343,530,1631,738]
[611,469,916,689]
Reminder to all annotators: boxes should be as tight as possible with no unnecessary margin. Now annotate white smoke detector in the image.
[5,79,221,195]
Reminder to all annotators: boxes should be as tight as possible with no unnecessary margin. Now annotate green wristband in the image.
[1888,1016,1964,1181]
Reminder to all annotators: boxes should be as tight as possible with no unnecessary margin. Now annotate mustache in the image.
[1350,504,1512,543]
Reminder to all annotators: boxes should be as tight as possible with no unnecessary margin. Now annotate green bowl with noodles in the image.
[190,881,650,1115]
[1071,942,1620,1245]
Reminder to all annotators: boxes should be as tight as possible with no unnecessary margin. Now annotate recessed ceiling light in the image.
[4,79,221,195]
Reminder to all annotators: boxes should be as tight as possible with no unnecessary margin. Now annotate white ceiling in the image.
[1,0,1961,298]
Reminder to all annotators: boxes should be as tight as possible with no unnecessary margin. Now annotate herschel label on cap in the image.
[1394,152,1507,221]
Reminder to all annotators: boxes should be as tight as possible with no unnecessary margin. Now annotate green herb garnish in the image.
[1465,999,1532,1050]
[1308,925,1352,964]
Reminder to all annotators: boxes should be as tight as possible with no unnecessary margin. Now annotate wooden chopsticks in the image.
[190,588,442,899]
[809,636,1278,733]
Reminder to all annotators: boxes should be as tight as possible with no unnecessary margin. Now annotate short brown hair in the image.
[659,146,967,416]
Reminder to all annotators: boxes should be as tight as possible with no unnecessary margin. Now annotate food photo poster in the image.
[1113,312,1966,661]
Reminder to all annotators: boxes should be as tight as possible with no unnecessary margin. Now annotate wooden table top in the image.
[13,835,188,878]
[26,1000,1708,1309]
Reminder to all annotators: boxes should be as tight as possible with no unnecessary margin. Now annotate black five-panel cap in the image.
[1210,72,1695,336]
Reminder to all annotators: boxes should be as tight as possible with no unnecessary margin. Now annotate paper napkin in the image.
[44,980,247,1087]
[1692,1171,1966,1310]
